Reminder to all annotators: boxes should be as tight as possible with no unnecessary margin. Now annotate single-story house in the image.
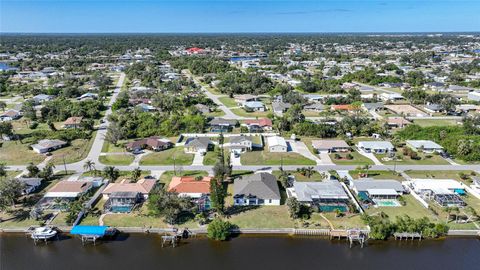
[125,136,173,152]
[410,179,466,207]
[103,191,143,213]
[184,137,212,154]
[303,103,325,112]
[234,94,258,106]
[233,173,281,206]
[136,103,156,112]
[0,109,22,121]
[380,92,404,101]
[267,136,288,152]
[32,94,54,104]
[244,101,266,112]
[194,104,211,114]
[63,116,83,129]
[31,139,67,154]
[406,140,444,153]
[209,118,238,132]
[242,118,273,132]
[357,141,394,154]
[272,101,292,115]
[17,177,43,195]
[331,104,354,111]
[467,91,480,102]
[168,176,213,211]
[387,117,411,128]
[102,178,158,200]
[424,103,444,113]
[287,181,350,212]
[39,180,93,209]
[351,179,405,200]
[362,102,384,112]
[311,139,350,153]
[228,135,253,154]
[78,92,98,101]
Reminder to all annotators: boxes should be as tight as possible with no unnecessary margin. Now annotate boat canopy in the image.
[70,225,108,236]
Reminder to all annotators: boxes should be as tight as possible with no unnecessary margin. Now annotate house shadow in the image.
[224,205,260,217]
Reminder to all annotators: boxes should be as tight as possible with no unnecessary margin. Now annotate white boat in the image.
[30,227,58,240]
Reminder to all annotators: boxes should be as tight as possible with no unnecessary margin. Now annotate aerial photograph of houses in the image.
[1,0,480,269]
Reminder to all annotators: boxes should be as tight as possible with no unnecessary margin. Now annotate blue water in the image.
[230,56,261,62]
[111,206,133,213]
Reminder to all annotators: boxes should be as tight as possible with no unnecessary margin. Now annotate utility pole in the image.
[62,155,67,174]
[173,154,176,176]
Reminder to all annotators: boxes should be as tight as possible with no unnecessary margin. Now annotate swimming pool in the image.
[110,205,133,213]
[375,200,400,207]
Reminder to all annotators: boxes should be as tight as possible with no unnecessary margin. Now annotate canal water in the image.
[1,234,480,270]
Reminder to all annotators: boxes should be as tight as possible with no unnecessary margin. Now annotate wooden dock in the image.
[394,232,422,241]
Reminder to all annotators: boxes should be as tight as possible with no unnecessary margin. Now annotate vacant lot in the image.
[241,150,316,165]
[413,119,459,127]
[99,154,134,165]
[349,170,405,180]
[0,141,45,165]
[330,151,374,166]
[159,171,209,188]
[218,96,238,108]
[140,147,194,165]
[50,135,96,165]
[226,206,296,228]
[376,151,450,165]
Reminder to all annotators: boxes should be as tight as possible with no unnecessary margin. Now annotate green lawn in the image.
[403,170,475,181]
[203,150,220,165]
[375,150,450,165]
[413,119,460,127]
[226,206,296,228]
[50,134,96,165]
[99,154,135,165]
[218,96,238,108]
[101,141,128,153]
[349,170,405,180]
[366,195,437,221]
[231,108,270,118]
[272,170,326,182]
[241,150,316,166]
[330,151,375,166]
[0,140,45,165]
[140,147,194,166]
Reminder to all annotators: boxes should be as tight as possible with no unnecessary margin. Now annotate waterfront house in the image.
[311,139,350,153]
[168,176,213,211]
[406,140,444,153]
[233,173,281,206]
[63,117,83,129]
[184,137,212,154]
[31,139,67,154]
[357,141,394,154]
[410,179,466,207]
[38,180,93,210]
[287,181,350,212]
[267,136,288,152]
[351,179,405,202]
[125,136,173,152]
[102,178,158,200]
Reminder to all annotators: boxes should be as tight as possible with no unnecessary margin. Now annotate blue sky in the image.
[1,0,479,33]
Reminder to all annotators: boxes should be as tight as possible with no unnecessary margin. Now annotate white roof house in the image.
[287,181,349,203]
[357,141,394,153]
[406,140,444,152]
[410,179,464,195]
[267,136,288,152]
[468,91,480,102]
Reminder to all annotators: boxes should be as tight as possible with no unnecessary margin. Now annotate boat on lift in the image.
[29,226,58,240]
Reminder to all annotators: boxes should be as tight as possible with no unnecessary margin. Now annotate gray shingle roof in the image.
[234,173,280,200]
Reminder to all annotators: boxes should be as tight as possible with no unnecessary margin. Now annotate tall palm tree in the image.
[103,166,119,182]
[131,167,142,182]
[83,160,96,175]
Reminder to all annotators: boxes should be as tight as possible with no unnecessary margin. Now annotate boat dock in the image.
[70,225,114,245]
[394,232,422,241]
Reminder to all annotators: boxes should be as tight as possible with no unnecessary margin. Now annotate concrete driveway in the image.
[287,140,322,165]
[319,152,334,165]
[231,152,242,166]
[356,148,383,165]
[192,152,205,166]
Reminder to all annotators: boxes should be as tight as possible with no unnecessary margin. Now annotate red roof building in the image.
[186,47,204,54]
[168,176,212,198]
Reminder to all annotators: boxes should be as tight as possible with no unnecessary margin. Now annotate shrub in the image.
[207,218,233,241]
[29,121,39,129]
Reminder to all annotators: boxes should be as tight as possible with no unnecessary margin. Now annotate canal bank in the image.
[1,234,480,270]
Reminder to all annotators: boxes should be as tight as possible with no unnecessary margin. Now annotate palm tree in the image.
[0,163,7,179]
[103,166,119,182]
[131,167,142,182]
[83,160,96,175]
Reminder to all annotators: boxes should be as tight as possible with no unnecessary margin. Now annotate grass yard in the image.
[101,141,128,153]
[203,150,220,165]
[218,96,238,108]
[272,170,326,182]
[226,206,296,228]
[100,205,199,228]
[375,151,450,165]
[366,195,437,221]
[330,151,375,166]
[241,150,316,166]
[205,110,226,117]
[50,134,96,165]
[0,211,41,229]
[403,170,475,182]
[413,119,460,127]
[349,170,405,180]
[99,154,135,165]
[140,147,194,166]
[0,140,45,165]
[231,108,271,118]
[308,212,366,230]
